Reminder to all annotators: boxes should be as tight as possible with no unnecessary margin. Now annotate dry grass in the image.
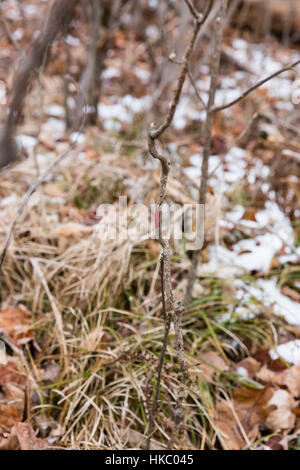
[0,138,287,450]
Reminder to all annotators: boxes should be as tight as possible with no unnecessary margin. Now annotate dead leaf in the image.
[34,414,59,438]
[0,362,27,434]
[265,390,295,431]
[281,287,300,303]
[43,184,64,199]
[41,362,60,385]
[242,208,257,222]
[257,363,300,398]
[263,432,288,450]
[216,386,273,450]
[0,305,33,346]
[0,423,50,450]
[198,351,229,383]
[235,357,261,379]
[85,147,99,160]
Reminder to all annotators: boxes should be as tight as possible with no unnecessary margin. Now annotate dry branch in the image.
[146,0,213,450]
[185,0,229,306]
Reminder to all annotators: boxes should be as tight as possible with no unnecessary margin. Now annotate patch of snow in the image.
[279,247,300,264]
[173,96,206,129]
[146,25,159,39]
[226,205,245,223]
[270,340,300,364]
[45,105,65,118]
[98,95,151,130]
[23,4,38,16]
[215,88,242,108]
[232,38,248,50]
[16,135,37,150]
[258,279,300,325]
[66,35,80,47]
[134,67,150,83]
[265,78,293,100]
[70,132,85,144]
[0,193,18,207]
[102,67,121,80]
[148,0,158,8]
[236,367,248,378]
[11,29,23,41]
[223,146,247,184]
[42,118,65,136]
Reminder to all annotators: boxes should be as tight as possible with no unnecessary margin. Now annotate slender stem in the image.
[213,59,300,113]
[185,0,229,306]
[146,3,213,449]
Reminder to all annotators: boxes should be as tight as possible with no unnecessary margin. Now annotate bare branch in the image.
[213,59,300,113]
[152,1,214,140]
[146,2,213,449]
[185,0,229,306]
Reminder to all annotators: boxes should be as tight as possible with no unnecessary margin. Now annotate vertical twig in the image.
[185,0,228,307]
[146,1,213,450]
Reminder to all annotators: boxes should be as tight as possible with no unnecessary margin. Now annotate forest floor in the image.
[0,0,300,450]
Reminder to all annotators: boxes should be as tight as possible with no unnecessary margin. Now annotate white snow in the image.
[258,279,300,325]
[102,67,121,80]
[45,105,65,118]
[0,193,18,207]
[98,95,151,130]
[16,134,37,150]
[270,340,300,364]
[173,96,206,129]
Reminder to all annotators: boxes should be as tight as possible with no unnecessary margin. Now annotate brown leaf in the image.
[235,357,261,379]
[281,287,300,303]
[216,399,259,450]
[241,208,257,222]
[41,362,61,385]
[216,386,273,450]
[257,363,300,398]
[0,362,27,434]
[0,405,23,434]
[264,432,288,450]
[0,423,50,450]
[0,305,33,346]
[198,351,229,383]
[85,147,99,160]
[265,390,295,431]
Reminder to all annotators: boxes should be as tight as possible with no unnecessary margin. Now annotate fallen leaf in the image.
[0,305,33,346]
[257,363,300,398]
[265,390,295,431]
[85,147,99,160]
[0,362,27,434]
[241,208,257,222]
[198,351,229,383]
[263,432,288,450]
[41,362,61,385]
[235,357,261,379]
[43,184,64,199]
[0,423,50,450]
[215,386,273,450]
[281,287,300,303]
